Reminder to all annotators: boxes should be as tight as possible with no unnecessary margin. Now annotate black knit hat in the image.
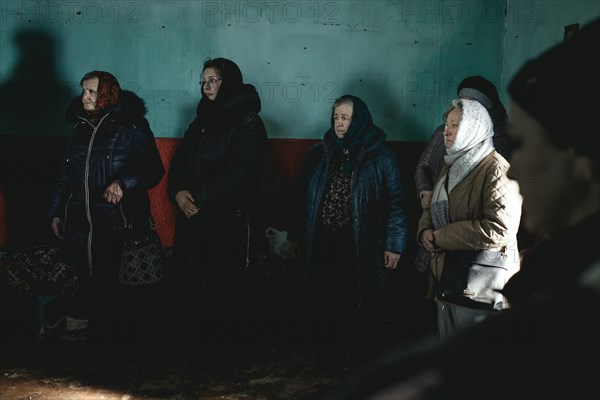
[457,76,500,110]
[508,17,600,166]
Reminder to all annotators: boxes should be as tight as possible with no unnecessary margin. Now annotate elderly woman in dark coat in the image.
[290,94,408,369]
[48,70,164,328]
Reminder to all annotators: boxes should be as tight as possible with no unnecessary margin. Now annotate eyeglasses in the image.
[199,77,222,87]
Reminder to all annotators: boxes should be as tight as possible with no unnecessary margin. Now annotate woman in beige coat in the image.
[417,98,522,340]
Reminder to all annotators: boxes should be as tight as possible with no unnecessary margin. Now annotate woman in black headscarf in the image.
[290,94,407,370]
[167,58,267,363]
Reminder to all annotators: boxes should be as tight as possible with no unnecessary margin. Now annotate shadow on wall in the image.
[0,29,72,246]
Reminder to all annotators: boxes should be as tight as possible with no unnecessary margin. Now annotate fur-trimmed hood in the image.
[65,90,147,124]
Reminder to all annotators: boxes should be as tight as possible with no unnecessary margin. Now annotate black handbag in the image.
[119,217,166,286]
[438,249,510,310]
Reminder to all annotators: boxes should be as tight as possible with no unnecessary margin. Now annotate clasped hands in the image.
[176,190,199,219]
[422,229,440,255]
[103,180,123,205]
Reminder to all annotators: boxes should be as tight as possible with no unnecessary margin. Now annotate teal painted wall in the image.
[1,1,599,140]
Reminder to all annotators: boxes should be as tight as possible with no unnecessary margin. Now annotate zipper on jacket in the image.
[63,193,73,225]
[119,203,129,229]
[79,113,110,276]
[245,212,251,269]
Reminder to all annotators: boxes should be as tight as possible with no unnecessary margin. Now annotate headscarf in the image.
[328,95,381,174]
[457,75,511,158]
[80,71,121,114]
[195,57,259,129]
[430,99,494,229]
[209,58,243,107]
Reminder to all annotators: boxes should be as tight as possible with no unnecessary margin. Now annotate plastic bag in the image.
[265,227,293,259]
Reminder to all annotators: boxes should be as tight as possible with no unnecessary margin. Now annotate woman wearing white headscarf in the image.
[417,98,522,339]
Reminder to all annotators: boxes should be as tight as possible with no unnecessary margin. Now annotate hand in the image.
[289,241,302,259]
[420,191,433,209]
[384,251,401,269]
[422,229,439,254]
[175,190,199,219]
[51,217,64,239]
[103,180,123,204]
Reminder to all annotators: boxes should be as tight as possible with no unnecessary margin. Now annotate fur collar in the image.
[65,90,147,124]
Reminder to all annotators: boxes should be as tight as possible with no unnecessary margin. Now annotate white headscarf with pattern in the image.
[430,98,495,229]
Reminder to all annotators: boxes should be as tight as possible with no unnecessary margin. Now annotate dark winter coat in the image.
[48,91,165,273]
[167,83,267,272]
[292,96,408,304]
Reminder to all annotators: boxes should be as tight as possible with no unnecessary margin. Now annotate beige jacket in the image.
[417,151,522,299]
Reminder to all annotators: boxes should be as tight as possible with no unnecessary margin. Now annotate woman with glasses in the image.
[289,94,408,371]
[167,57,267,371]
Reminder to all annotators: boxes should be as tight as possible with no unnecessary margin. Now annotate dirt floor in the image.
[1,341,350,400]
[1,254,435,399]
[0,288,436,400]
[0,314,434,400]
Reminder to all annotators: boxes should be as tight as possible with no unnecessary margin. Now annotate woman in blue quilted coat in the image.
[48,71,164,329]
[290,94,408,369]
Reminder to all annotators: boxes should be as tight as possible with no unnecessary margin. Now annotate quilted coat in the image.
[48,90,164,275]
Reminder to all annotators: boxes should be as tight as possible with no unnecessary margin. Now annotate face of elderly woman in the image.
[443,107,461,149]
[201,67,222,101]
[507,102,589,234]
[81,77,99,111]
[333,103,353,139]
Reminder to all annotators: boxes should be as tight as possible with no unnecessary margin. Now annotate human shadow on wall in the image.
[0,29,72,246]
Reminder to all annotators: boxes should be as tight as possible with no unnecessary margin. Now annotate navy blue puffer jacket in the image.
[292,96,408,302]
[48,91,164,254]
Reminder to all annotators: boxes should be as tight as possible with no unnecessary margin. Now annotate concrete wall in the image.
[1,0,512,141]
[3,1,598,140]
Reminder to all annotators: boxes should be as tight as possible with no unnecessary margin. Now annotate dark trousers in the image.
[172,228,252,370]
[304,224,370,352]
